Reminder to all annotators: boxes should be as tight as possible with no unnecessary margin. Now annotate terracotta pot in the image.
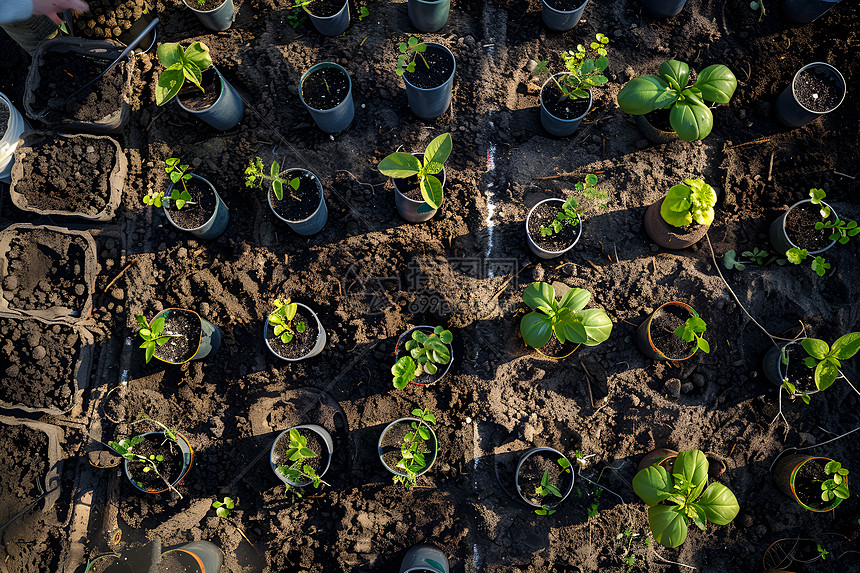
[644,197,710,249]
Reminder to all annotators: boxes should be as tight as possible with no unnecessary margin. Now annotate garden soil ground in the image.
[0,0,859,572]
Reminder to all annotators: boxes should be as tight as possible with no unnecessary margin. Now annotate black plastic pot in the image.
[299,62,354,134]
[270,424,333,487]
[541,0,588,32]
[539,77,592,137]
[408,0,450,32]
[267,167,329,234]
[525,198,582,259]
[402,43,455,120]
[177,66,244,131]
[515,447,574,508]
[394,326,454,386]
[640,0,688,18]
[400,544,450,573]
[161,541,223,573]
[635,302,699,361]
[768,199,839,256]
[306,0,350,36]
[761,339,819,398]
[183,0,235,31]
[263,302,327,361]
[392,153,446,223]
[378,418,439,477]
[774,62,846,128]
[782,0,841,24]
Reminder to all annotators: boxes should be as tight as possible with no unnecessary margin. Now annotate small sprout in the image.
[268,298,305,344]
[358,5,369,20]
[395,36,428,77]
[391,408,436,490]
[533,458,570,516]
[276,428,329,489]
[820,460,850,502]
[674,316,710,354]
[245,157,303,202]
[535,34,611,101]
[135,314,179,364]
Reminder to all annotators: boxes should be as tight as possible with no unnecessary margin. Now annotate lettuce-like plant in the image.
[632,450,739,548]
[378,133,452,212]
[155,42,212,106]
[392,326,453,389]
[520,282,613,348]
[821,461,849,503]
[660,178,717,227]
[617,60,737,141]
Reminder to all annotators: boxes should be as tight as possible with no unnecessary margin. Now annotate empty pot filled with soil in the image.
[515,447,574,508]
[542,0,589,32]
[526,198,582,258]
[775,62,846,128]
[300,62,354,133]
[636,302,699,361]
[270,424,333,486]
[304,0,350,36]
[264,302,325,361]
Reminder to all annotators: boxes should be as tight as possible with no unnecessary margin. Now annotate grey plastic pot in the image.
[403,43,455,120]
[264,302,327,361]
[0,15,58,53]
[768,199,838,256]
[177,66,244,131]
[306,0,350,36]
[542,0,589,31]
[774,62,846,128]
[400,544,450,573]
[393,153,446,223]
[300,62,354,134]
[640,0,688,17]
[0,92,31,183]
[378,417,439,477]
[183,0,235,31]
[540,77,592,136]
[267,168,328,235]
[151,308,222,364]
[163,173,229,239]
[525,198,582,259]
[762,339,819,397]
[782,0,841,24]
[124,431,194,493]
[408,0,450,32]
[271,424,333,486]
[162,541,223,573]
[515,447,574,508]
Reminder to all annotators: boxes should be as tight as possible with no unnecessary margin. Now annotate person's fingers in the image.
[68,0,89,13]
[47,11,63,25]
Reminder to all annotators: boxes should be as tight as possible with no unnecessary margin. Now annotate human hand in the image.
[31,0,89,26]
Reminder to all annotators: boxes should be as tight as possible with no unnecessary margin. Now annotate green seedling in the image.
[276,428,329,495]
[142,158,196,209]
[520,282,613,349]
[821,461,849,503]
[660,178,717,228]
[211,496,234,518]
[784,190,858,277]
[245,157,301,202]
[817,543,829,560]
[539,174,607,238]
[780,379,811,405]
[378,133,452,212]
[268,298,306,344]
[535,33,610,100]
[392,326,453,389]
[358,5,369,20]
[392,408,436,490]
[674,316,710,354]
[534,458,571,516]
[616,529,650,572]
[108,415,182,497]
[781,332,860,392]
[723,248,785,270]
[155,42,211,106]
[135,314,179,364]
[749,0,765,20]
[587,485,603,519]
[395,36,428,77]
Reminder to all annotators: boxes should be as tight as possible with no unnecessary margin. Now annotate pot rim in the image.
[378,417,439,477]
[539,74,593,123]
[779,199,839,255]
[161,548,207,571]
[181,0,229,15]
[150,308,204,364]
[263,302,323,361]
[299,61,352,113]
[790,62,846,115]
[542,0,589,15]
[267,167,325,224]
[525,197,583,255]
[304,0,348,19]
[123,431,194,493]
[514,446,575,508]
[163,173,224,232]
[402,42,456,92]
[644,301,699,361]
[788,455,845,512]
[176,65,228,113]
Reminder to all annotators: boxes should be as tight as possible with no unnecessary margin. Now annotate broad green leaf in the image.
[695,483,740,525]
[674,450,709,491]
[156,42,184,67]
[558,288,590,313]
[670,97,714,141]
[801,338,829,360]
[155,68,184,106]
[182,61,204,91]
[661,184,694,227]
[184,41,212,71]
[420,175,444,210]
[424,133,452,167]
[814,360,839,391]
[632,464,673,506]
[575,308,613,345]
[439,330,453,344]
[617,75,673,115]
[273,180,283,201]
[648,504,689,548]
[693,64,737,104]
[523,282,556,311]
[521,312,554,348]
[145,343,155,363]
[831,332,860,360]
[659,60,690,91]
[379,153,422,178]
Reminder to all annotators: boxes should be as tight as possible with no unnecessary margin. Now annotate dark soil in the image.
[36,48,127,121]
[88,556,135,573]
[272,427,328,480]
[164,176,217,230]
[304,0,345,18]
[403,44,455,90]
[394,327,453,386]
[301,66,350,111]
[792,457,832,510]
[0,424,48,524]
[648,304,696,360]
[393,153,446,202]
[265,307,320,359]
[13,134,117,217]
[784,201,834,251]
[517,450,572,507]
[380,419,434,472]
[781,342,817,394]
[0,318,81,411]
[793,67,843,112]
[156,550,199,572]
[643,107,674,132]
[178,68,221,112]
[0,102,9,140]
[74,0,147,40]
[188,0,227,13]
[125,433,186,491]
[152,310,202,363]
[527,199,581,253]
[268,169,321,222]
[541,81,590,121]
[2,228,91,314]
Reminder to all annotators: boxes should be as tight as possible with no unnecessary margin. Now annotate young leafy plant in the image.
[378,133,452,212]
[268,298,306,344]
[520,282,613,349]
[820,461,849,503]
[783,189,858,277]
[276,428,329,491]
[135,314,178,363]
[674,316,710,354]
[535,34,610,100]
[660,178,717,227]
[108,417,183,497]
[534,457,573,516]
[793,333,860,391]
[617,60,738,141]
[211,496,234,518]
[538,174,606,238]
[392,326,453,389]
[632,449,739,548]
[245,157,301,202]
[155,42,212,106]
[723,248,785,270]
[392,408,437,490]
[358,5,369,20]
[395,36,428,77]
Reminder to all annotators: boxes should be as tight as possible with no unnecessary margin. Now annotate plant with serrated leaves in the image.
[632,449,739,548]
[674,316,710,354]
[277,428,330,491]
[538,174,606,238]
[781,333,860,393]
[520,282,613,349]
[392,408,437,490]
[617,60,737,141]
[392,326,453,389]
[155,42,211,106]
[108,415,183,498]
[395,36,428,77]
[144,158,197,210]
[820,461,849,503]
[135,314,180,363]
[378,133,452,212]
[268,298,306,344]
[244,157,301,202]
[660,178,716,228]
[786,248,830,276]
[723,248,785,270]
[535,34,610,100]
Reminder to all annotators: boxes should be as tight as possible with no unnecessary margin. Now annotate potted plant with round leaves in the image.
[632,449,740,548]
[245,158,329,235]
[772,454,849,512]
[392,326,453,389]
[617,60,737,142]
[644,178,716,249]
[519,282,613,356]
[764,332,860,401]
[637,303,710,361]
[379,132,452,223]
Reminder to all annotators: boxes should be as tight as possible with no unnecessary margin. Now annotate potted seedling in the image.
[772,454,849,512]
[263,298,326,361]
[143,157,229,239]
[534,34,609,136]
[135,310,221,365]
[770,189,857,277]
[392,326,454,388]
[542,0,589,31]
[109,416,193,497]
[525,173,607,259]
[636,302,709,361]
[378,408,438,489]
[632,449,740,548]
[617,60,737,142]
[183,0,235,31]
[155,41,244,131]
[299,62,354,133]
[395,36,456,120]
[408,0,450,32]
[270,425,333,493]
[775,62,846,128]
[293,0,350,36]
[519,282,613,357]
[515,448,574,514]
[379,132,452,223]
[763,332,860,402]
[644,178,716,249]
[245,157,329,235]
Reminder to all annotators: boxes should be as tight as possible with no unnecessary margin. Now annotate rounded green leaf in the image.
[617,76,673,115]
[156,42,184,67]
[420,175,444,210]
[695,482,740,525]
[661,184,694,227]
[831,332,860,360]
[424,133,452,168]
[801,338,829,360]
[674,450,709,490]
[659,60,690,91]
[155,68,184,106]
[379,153,422,178]
[574,308,613,345]
[669,97,714,141]
[814,360,839,391]
[648,504,689,548]
[523,282,556,311]
[521,312,554,348]
[558,288,591,313]
[693,64,737,104]
[633,464,673,506]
